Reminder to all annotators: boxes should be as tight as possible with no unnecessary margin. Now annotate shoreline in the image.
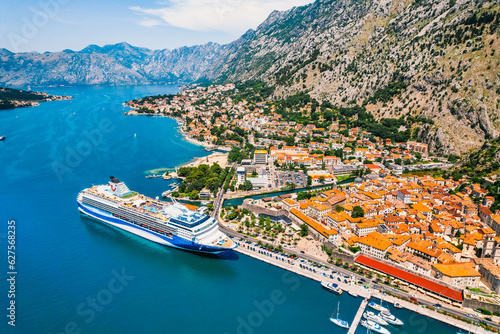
[126,109,226,171]
[125,108,212,148]
[233,242,491,334]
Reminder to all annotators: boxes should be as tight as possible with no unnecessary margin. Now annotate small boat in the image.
[329,301,349,329]
[393,303,403,309]
[361,320,391,334]
[348,290,359,297]
[0,135,5,141]
[379,310,403,325]
[363,311,389,326]
[321,281,343,295]
[368,301,389,312]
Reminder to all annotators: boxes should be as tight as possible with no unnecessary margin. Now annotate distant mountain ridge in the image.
[0,42,223,86]
[1,0,499,155]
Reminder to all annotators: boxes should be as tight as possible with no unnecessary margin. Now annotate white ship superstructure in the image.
[77,177,236,254]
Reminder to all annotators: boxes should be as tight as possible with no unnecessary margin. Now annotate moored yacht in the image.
[361,320,391,334]
[348,290,359,297]
[393,302,403,309]
[379,310,404,325]
[368,301,389,312]
[321,281,343,295]
[363,311,389,326]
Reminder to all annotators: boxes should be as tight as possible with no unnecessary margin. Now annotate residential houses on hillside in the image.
[126,84,441,176]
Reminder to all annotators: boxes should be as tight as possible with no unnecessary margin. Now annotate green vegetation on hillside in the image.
[0,87,64,110]
[446,137,500,181]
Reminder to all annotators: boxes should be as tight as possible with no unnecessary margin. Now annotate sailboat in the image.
[330,301,349,329]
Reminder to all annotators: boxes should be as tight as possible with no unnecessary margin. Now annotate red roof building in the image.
[355,254,463,302]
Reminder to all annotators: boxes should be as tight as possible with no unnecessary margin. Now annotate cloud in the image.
[130,0,313,33]
[137,17,165,27]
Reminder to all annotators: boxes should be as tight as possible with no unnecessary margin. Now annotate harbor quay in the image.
[233,239,491,334]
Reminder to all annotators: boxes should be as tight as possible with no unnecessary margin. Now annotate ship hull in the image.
[78,202,231,254]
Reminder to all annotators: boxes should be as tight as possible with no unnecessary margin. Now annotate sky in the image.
[0,0,314,53]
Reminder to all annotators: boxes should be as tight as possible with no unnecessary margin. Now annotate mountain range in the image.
[0,42,222,86]
[1,0,499,155]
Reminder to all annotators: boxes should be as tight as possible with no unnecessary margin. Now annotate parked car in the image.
[410,297,418,302]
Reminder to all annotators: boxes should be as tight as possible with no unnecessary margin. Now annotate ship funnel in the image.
[110,176,120,183]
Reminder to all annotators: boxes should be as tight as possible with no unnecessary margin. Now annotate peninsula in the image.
[0,87,72,110]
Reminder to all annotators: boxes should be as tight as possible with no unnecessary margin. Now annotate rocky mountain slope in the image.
[1,0,498,155]
[206,0,500,155]
[0,42,222,86]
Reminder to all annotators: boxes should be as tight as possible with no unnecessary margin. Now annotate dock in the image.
[348,298,368,334]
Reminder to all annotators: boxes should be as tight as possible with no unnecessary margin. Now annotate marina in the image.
[233,238,492,334]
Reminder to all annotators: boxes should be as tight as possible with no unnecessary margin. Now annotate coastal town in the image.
[127,83,500,332]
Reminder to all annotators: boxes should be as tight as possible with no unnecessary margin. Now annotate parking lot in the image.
[275,171,307,188]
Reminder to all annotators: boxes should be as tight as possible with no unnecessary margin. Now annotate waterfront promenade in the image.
[234,240,491,334]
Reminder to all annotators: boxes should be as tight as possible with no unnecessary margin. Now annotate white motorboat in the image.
[368,301,389,312]
[379,309,404,325]
[361,320,391,334]
[363,311,389,326]
[321,281,343,295]
[348,290,359,297]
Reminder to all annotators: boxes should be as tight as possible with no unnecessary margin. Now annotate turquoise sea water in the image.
[0,85,462,334]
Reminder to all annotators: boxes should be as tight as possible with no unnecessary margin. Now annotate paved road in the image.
[211,162,237,218]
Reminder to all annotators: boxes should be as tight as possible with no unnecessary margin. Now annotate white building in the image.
[236,167,246,184]
[254,150,268,165]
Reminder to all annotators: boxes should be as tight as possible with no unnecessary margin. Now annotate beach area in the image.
[180,152,229,169]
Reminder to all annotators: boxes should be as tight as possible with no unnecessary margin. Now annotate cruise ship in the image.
[77,177,237,254]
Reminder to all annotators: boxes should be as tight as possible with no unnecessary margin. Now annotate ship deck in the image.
[213,237,236,249]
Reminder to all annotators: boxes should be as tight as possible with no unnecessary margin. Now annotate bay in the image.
[0,85,461,334]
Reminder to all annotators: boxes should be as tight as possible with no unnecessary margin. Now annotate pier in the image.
[348,298,368,334]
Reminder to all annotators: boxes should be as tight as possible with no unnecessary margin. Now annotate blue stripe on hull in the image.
[77,202,232,254]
